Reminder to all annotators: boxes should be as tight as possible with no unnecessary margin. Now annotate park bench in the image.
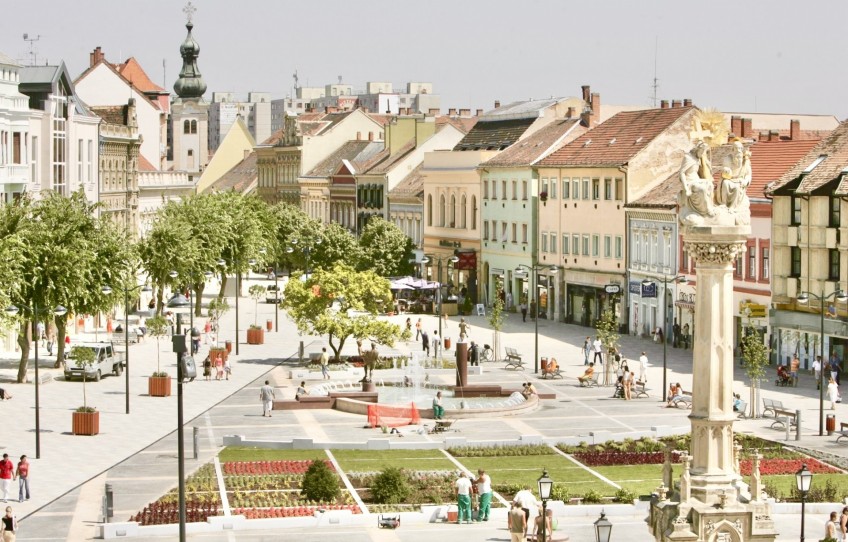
[769,408,798,430]
[735,400,748,419]
[504,347,525,370]
[634,380,650,398]
[762,398,785,418]
[836,423,848,444]
[670,391,693,409]
[541,363,563,379]
[579,371,600,387]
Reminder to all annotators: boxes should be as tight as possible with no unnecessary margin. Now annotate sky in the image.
[3,0,848,119]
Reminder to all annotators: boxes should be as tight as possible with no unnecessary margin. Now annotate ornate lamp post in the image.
[642,274,688,401]
[420,254,458,360]
[4,303,68,459]
[516,264,559,373]
[102,283,152,414]
[594,509,613,542]
[797,289,847,435]
[795,463,812,542]
[537,469,553,542]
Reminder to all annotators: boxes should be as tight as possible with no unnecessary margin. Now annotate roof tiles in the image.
[209,152,257,193]
[454,118,536,151]
[481,119,582,167]
[769,120,848,195]
[115,57,164,92]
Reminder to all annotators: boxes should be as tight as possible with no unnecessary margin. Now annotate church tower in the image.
[170,1,209,180]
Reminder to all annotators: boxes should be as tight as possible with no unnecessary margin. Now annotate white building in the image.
[0,52,34,204]
[208,92,271,151]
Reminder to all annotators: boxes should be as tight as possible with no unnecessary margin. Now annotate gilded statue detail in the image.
[679,139,752,227]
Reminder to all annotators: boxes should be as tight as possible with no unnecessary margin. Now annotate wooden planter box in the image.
[72,411,100,436]
[210,348,228,363]
[247,328,265,345]
[148,376,172,397]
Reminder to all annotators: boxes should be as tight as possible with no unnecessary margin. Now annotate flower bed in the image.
[571,451,683,467]
[447,444,554,457]
[234,504,361,519]
[222,460,334,475]
[741,458,840,476]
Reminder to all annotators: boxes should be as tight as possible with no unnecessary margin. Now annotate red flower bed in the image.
[572,451,683,466]
[222,460,334,475]
[131,501,220,525]
[233,505,361,519]
[740,458,840,476]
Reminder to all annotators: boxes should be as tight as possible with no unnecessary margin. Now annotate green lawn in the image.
[592,465,664,496]
[218,447,328,462]
[333,449,455,472]
[764,474,848,498]
[459,455,616,491]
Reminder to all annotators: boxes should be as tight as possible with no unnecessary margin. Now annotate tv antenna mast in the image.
[650,36,660,107]
[292,70,299,96]
[22,33,42,66]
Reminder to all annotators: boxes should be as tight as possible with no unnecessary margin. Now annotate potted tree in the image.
[247,285,265,345]
[146,315,171,397]
[71,346,99,435]
[207,298,230,359]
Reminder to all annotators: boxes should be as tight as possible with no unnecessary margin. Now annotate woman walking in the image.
[1,506,17,542]
[828,377,841,409]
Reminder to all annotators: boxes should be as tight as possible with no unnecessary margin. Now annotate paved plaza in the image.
[0,276,846,541]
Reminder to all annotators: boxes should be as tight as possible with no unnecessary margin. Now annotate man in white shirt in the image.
[639,352,649,383]
[593,337,603,364]
[513,486,538,535]
[455,472,473,524]
[813,356,822,390]
[474,469,492,521]
[259,380,275,417]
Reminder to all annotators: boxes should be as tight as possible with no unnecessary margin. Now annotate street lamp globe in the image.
[169,270,179,279]
[797,293,810,304]
[594,510,613,542]
[216,259,226,267]
[54,305,68,317]
[837,290,848,302]
[537,469,553,500]
[795,464,812,493]
[101,286,113,295]
[4,305,19,316]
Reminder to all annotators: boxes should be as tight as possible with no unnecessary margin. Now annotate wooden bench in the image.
[770,407,798,430]
[578,371,599,387]
[762,398,785,418]
[836,422,848,444]
[634,380,650,398]
[504,347,525,370]
[541,364,563,379]
[670,391,693,408]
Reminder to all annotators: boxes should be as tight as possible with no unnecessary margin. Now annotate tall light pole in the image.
[420,254,459,359]
[797,289,847,435]
[286,236,322,281]
[217,257,255,356]
[643,274,687,401]
[258,247,279,332]
[796,463,812,542]
[102,283,152,414]
[516,264,558,373]
[537,469,553,542]
[4,303,67,459]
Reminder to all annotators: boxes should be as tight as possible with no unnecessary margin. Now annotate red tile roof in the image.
[209,152,257,193]
[626,171,679,209]
[481,119,583,167]
[436,115,478,134]
[388,164,424,200]
[768,120,848,195]
[115,57,164,92]
[138,154,157,172]
[539,107,694,167]
[746,139,821,198]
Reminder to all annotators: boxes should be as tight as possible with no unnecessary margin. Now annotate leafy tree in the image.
[146,315,169,375]
[310,222,360,271]
[595,309,620,360]
[207,298,230,346]
[213,192,274,299]
[70,345,97,411]
[248,284,265,327]
[269,203,316,272]
[301,460,340,502]
[741,326,769,418]
[487,284,506,361]
[282,263,401,361]
[357,217,414,277]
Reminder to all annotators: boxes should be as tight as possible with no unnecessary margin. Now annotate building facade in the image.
[0,52,34,204]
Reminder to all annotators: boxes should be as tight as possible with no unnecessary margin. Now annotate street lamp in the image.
[216,257,255,356]
[420,254,458,360]
[166,291,192,542]
[797,289,847,435]
[642,274,688,402]
[537,469,553,542]
[594,509,613,542]
[795,463,812,542]
[286,236,322,281]
[516,264,559,373]
[4,303,67,459]
[258,247,281,332]
[102,282,152,414]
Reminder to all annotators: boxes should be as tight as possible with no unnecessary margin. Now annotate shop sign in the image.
[641,282,657,298]
[739,302,766,318]
[629,281,642,295]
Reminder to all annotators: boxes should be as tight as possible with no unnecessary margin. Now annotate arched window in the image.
[450,195,456,227]
[471,196,477,230]
[439,194,446,227]
[190,120,198,134]
[460,195,467,229]
[183,120,190,134]
[427,195,433,226]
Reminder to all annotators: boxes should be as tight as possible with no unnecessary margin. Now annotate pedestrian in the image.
[215,355,224,381]
[474,469,492,522]
[320,347,330,380]
[0,455,12,503]
[421,329,430,357]
[202,355,211,381]
[432,391,444,420]
[0,389,11,401]
[223,358,231,380]
[45,326,54,356]
[828,377,841,409]
[840,506,848,542]
[593,337,603,364]
[622,363,633,400]
[295,381,308,399]
[259,380,275,417]
[14,457,28,503]
[513,485,538,536]
[469,341,479,366]
[520,301,528,322]
[639,352,649,383]
[454,472,472,524]
[826,511,839,542]
[432,330,441,360]
[790,355,800,387]
[415,318,422,341]
[814,356,823,390]
[508,500,526,542]
[682,323,690,349]
[1,506,17,542]
[506,291,513,310]
[672,319,681,348]
[191,326,201,355]
[405,318,412,335]
[458,318,468,341]
[583,337,591,365]
[64,334,71,350]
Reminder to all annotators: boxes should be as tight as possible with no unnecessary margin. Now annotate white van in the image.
[64,342,125,381]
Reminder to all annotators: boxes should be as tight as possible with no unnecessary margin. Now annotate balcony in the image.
[0,164,29,187]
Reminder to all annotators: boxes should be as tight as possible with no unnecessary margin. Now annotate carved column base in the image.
[650,499,777,542]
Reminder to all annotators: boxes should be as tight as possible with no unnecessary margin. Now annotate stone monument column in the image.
[684,226,747,504]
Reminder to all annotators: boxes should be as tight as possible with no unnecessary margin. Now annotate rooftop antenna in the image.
[650,36,660,107]
[292,69,299,98]
[338,75,342,85]
[22,33,41,66]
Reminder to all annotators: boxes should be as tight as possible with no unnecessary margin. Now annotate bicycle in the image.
[480,344,494,362]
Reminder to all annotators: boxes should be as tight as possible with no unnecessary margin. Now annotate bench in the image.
[735,400,748,419]
[541,364,563,379]
[770,408,798,430]
[504,347,525,370]
[836,423,848,444]
[670,391,693,408]
[762,398,785,418]
[634,380,650,398]
[578,371,599,387]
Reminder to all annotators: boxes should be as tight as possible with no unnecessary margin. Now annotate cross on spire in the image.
[183,1,197,23]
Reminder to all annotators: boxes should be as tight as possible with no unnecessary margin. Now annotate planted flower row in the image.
[233,504,361,519]
[571,451,683,466]
[222,460,334,475]
[740,458,840,476]
[228,490,355,509]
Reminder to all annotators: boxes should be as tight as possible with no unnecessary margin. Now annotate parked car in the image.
[266,284,283,304]
[64,342,125,381]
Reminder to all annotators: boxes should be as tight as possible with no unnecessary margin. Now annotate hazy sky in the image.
[3,0,847,119]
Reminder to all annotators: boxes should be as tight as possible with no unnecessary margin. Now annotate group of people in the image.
[201,352,231,381]
[824,507,848,541]
[507,484,553,541]
[453,470,493,524]
[0,454,28,539]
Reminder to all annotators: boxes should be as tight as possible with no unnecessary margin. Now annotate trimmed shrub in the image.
[301,460,341,502]
[370,467,411,504]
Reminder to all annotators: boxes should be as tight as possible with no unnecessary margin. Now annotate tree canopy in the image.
[357,217,414,277]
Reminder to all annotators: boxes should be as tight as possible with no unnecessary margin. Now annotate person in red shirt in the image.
[0,454,13,503]
[15,456,29,503]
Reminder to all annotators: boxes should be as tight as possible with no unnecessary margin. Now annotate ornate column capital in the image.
[683,239,747,265]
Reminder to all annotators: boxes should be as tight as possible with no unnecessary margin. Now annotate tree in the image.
[487,284,506,361]
[269,203,316,273]
[213,192,274,299]
[248,284,265,327]
[282,263,401,361]
[70,345,96,411]
[301,460,340,502]
[207,298,230,346]
[310,222,360,272]
[146,315,169,375]
[357,217,414,277]
[741,326,769,418]
[595,308,620,384]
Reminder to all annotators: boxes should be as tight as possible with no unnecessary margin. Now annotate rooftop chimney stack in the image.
[459,108,470,116]
[581,85,591,102]
[660,100,669,109]
[494,100,501,109]
[683,98,693,107]
[790,119,800,141]
[476,109,483,116]
[429,108,440,116]
[448,108,457,116]
[89,46,105,67]
[671,100,682,108]
[730,116,742,137]
[741,118,753,138]
[768,130,780,142]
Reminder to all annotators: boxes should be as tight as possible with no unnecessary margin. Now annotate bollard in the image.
[796,409,802,441]
[105,483,114,522]
[299,341,304,363]
[193,426,199,459]
[785,416,790,442]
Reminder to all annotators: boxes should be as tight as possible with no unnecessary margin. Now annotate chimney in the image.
[730,116,742,137]
[368,131,374,141]
[660,100,669,109]
[428,108,440,116]
[758,132,768,142]
[448,108,457,116]
[590,93,600,127]
[741,118,753,138]
[494,100,501,109]
[567,106,575,118]
[581,85,591,102]
[790,119,800,141]
[683,98,693,107]
[459,108,470,116]
[768,130,780,142]
[671,100,682,108]
[89,46,104,67]
[476,109,483,116]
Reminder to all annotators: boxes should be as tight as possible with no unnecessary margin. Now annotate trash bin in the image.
[266,319,273,332]
[827,414,836,435]
[225,340,233,354]
[444,337,451,350]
